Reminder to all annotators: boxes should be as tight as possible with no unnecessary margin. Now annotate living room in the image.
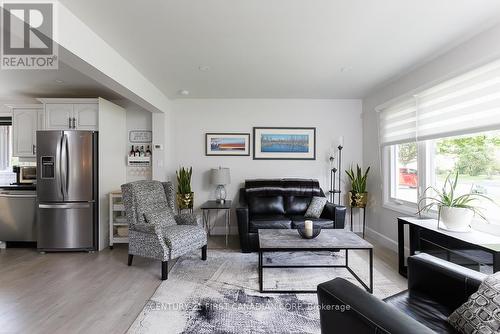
[1,1,500,334]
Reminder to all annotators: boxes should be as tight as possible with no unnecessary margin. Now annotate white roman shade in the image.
[379,59,500,146]
[379,97,417,146]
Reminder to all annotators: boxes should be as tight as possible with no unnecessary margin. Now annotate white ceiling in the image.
[0,61,123,101]
[59,0,500,99]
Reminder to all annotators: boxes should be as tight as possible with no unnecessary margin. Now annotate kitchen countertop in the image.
[0,184,36,191]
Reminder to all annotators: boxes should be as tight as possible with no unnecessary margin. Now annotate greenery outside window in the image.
[384,130,500,227]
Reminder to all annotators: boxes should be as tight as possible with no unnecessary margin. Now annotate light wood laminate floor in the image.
[0,236,406,334]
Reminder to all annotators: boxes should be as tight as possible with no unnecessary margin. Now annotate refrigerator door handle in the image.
[39,203,92,209]
[61,133,69,199]
[56,132,64,199]
[0,193,37,198]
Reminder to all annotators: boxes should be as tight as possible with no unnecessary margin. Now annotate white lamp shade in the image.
[211,167,231,185]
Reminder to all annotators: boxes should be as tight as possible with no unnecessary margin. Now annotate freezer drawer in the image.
[37,202,94,250]
[0,191,36,242]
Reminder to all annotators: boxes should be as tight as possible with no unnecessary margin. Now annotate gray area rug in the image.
[128,250,403,334]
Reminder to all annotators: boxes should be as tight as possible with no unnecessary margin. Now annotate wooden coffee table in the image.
[258,229,373,294]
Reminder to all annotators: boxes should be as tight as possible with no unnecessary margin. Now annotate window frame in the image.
[0,124,15,173]
[383,141,427,215]
[383,134,500,228]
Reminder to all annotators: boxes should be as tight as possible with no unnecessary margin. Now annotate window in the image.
[388,142,419,204]
[430,130,500,224]
[0,118,17,185]
[384,132,500,225]
[379,58,500,229]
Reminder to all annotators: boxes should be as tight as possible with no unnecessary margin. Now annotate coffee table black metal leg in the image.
[259,250,263,292]
[345,249,349,267]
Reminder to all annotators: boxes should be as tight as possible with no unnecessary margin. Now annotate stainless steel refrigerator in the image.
[36,130,98,251]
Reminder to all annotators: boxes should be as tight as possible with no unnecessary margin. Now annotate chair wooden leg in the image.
[161,261,168,280]
[202,245,207,261]
[128,254,134,266]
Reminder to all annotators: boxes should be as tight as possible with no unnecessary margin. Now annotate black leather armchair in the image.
[317,253,487,334]
[237,179,346,252]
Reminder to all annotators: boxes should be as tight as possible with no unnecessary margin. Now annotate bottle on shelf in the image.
[146,145,152,157]
[134,146,140,157]
[129,145,135,157]
[140,146,145,157]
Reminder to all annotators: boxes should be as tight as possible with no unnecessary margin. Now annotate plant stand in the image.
[350,206,367,239]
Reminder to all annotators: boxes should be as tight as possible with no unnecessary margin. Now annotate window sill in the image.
[382,201,418,216]
[471,221,500,236]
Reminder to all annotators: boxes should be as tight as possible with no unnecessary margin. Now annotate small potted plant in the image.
[346,165,370,208]
[417,171,494,232]
[176,166,194,210]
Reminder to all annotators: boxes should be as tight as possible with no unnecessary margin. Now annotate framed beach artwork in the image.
[205,133,251,156]
[253,127,316,160]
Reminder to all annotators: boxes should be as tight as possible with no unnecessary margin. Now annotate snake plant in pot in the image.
[345,165,370,208]
[176,166,194,209]
[417,171,494,232]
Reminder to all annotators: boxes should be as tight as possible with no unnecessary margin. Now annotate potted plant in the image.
[417,171,494,232]
[176,166,194,210]
[345,165,370,208]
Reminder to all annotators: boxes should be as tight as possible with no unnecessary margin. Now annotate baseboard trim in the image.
[365,227,399,253]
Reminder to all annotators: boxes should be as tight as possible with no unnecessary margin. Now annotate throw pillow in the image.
[144,207,176,231]
[448,272,500,334]
[304,196,327,218]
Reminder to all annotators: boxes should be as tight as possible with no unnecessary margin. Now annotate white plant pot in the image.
[439,206,473,232]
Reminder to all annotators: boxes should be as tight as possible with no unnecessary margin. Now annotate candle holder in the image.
[297,227,322,239]
[329,144,343,205]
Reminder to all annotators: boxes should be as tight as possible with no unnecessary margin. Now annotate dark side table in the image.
[398,217,500,277]
[200,200,232,247]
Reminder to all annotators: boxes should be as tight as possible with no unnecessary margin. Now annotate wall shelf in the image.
[127,156,151,167]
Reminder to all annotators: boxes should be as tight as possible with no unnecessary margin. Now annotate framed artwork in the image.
[253,127,316,160]
[205,133,251,156]
[129,130,152,143]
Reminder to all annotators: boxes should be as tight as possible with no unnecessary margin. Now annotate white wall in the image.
[169,99,363,234]
[98,98,127,250]
[125,106,152,182]
[152,101,175,182]
[362,23,500,250]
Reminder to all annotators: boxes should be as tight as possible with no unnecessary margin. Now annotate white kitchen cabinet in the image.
[74,103,98,130]
[38,99,98,131]
[45,103,74,130]
[9,105,42,157]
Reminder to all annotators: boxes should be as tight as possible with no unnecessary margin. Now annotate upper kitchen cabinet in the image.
[44,103,73,130]
[38,98,99,130]
[8,105,43,157]
[74,103,99,130]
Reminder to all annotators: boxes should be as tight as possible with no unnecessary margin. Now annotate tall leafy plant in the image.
[417,171,494,221]
[345,165,370,193]
[176,166,193,194]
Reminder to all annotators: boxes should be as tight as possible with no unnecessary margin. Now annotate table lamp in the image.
[211,167,231,203]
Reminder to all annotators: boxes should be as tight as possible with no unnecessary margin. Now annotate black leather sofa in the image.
[236,179,346,253]
[317,253,487,334]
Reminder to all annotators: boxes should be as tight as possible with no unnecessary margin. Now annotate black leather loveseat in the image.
[236,179,346,252]
[317,253,487,334]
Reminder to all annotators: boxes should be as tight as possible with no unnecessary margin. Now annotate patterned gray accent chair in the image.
[121,180,207,280]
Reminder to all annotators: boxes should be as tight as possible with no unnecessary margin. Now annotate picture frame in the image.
[129,130,152,143]
[205,133,251,156]
[253,127,316,160]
